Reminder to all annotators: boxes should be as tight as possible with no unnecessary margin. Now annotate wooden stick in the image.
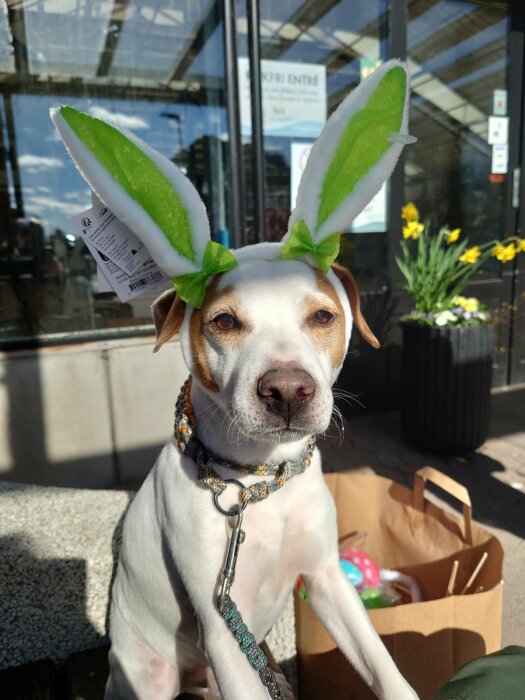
[446,560,459,596]
[460,552,488,594]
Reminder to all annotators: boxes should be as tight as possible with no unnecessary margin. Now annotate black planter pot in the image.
[401,322,493,453]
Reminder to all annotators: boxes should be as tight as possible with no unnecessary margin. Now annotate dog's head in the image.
[153,250,378,443]
[51,62,409,446]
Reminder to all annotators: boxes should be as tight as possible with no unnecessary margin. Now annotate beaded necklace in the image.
[174,375,316,698]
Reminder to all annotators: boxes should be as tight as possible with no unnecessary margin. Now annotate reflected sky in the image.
[12,95,227,239]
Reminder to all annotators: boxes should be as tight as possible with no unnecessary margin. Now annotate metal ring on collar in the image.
[213,478,249,516]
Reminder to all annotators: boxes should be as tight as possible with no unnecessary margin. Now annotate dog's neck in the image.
[190,380,312,468]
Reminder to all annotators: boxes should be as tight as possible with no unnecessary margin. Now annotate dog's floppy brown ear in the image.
[152,288,186,352]
[331,263,380,349]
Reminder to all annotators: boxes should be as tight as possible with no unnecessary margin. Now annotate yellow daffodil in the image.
[459,246,481,264]
[492,245,505,260]
[401,202,419,222]
[397,201,522,325]
[402,220,424,240]
[492,243,517,262]
[446,228,461,245]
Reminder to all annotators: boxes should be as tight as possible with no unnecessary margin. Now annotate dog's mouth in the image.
[258,425,313,440]
[232,407,330,444]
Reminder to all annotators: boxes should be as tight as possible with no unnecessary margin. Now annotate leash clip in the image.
[219,504,245,607]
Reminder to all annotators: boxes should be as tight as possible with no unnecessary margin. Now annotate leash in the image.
[174,376,316,698]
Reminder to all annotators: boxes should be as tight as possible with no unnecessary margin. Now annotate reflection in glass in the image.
[0,1,229,344]
[0,2,14,74]
[405,0,509,254]
[242,0,388,287]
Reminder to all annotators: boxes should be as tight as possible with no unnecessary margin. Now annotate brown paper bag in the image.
[295,467,504,700]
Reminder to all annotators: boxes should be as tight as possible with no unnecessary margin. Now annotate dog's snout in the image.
[257,368,315,423]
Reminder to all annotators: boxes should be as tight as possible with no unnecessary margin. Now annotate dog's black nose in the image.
[257,368,315,423]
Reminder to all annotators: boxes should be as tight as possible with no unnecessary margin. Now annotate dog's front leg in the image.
[164,536,282,700]
[304,557,419,700]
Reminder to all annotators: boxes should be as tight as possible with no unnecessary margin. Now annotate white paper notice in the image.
[350,184,387,233]
[493,89,507,116]
[488,116,509,145]
[239,57,326,138]
[290,142,314,209]
[491,144,508,174]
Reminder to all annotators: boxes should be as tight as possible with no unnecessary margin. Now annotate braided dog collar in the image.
[174,376,316,505]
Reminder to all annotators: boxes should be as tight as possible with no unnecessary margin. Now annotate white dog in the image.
[104,250,418,700]
[50,60,418,699]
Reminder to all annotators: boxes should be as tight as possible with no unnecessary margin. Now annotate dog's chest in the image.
[226,481,333,635]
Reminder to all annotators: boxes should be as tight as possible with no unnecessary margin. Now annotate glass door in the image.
[404,0,523,386]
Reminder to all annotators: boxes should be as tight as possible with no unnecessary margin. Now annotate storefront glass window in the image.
[0,0,229,345]
[405,0,510,262]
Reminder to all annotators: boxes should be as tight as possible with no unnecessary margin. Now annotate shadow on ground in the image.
[320,403,525,540]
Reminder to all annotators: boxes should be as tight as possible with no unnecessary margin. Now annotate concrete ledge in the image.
[0,337,188,488]
[0,478,297,693]
[0,482,131,669]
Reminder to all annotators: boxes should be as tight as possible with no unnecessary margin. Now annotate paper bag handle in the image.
[413,466,473,545]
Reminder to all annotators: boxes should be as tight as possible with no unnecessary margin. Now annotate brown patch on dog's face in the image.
[302,270,346,368]
[189,278,251,392]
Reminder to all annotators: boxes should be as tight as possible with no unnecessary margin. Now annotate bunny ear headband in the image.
[51,60,412,308]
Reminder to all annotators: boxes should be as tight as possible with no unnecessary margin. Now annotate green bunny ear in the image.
[282,60,412,268]
[60,106,194,262]
[317,66,406,230]
[51,105,219,278]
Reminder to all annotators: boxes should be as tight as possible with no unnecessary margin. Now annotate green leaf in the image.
[317,66,406,230]
[60,106,195,262]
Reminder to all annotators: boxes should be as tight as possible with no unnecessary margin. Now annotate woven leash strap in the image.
[219,595,282,699]
[174,376,316,504]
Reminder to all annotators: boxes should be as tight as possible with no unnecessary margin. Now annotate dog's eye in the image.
[313,309,334,325]
[212,313,238,331]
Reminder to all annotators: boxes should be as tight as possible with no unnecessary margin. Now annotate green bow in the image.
[172,240,237,307]
[280,220,341,273]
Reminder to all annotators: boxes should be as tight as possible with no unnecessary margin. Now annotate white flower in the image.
[435,310,458,326]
